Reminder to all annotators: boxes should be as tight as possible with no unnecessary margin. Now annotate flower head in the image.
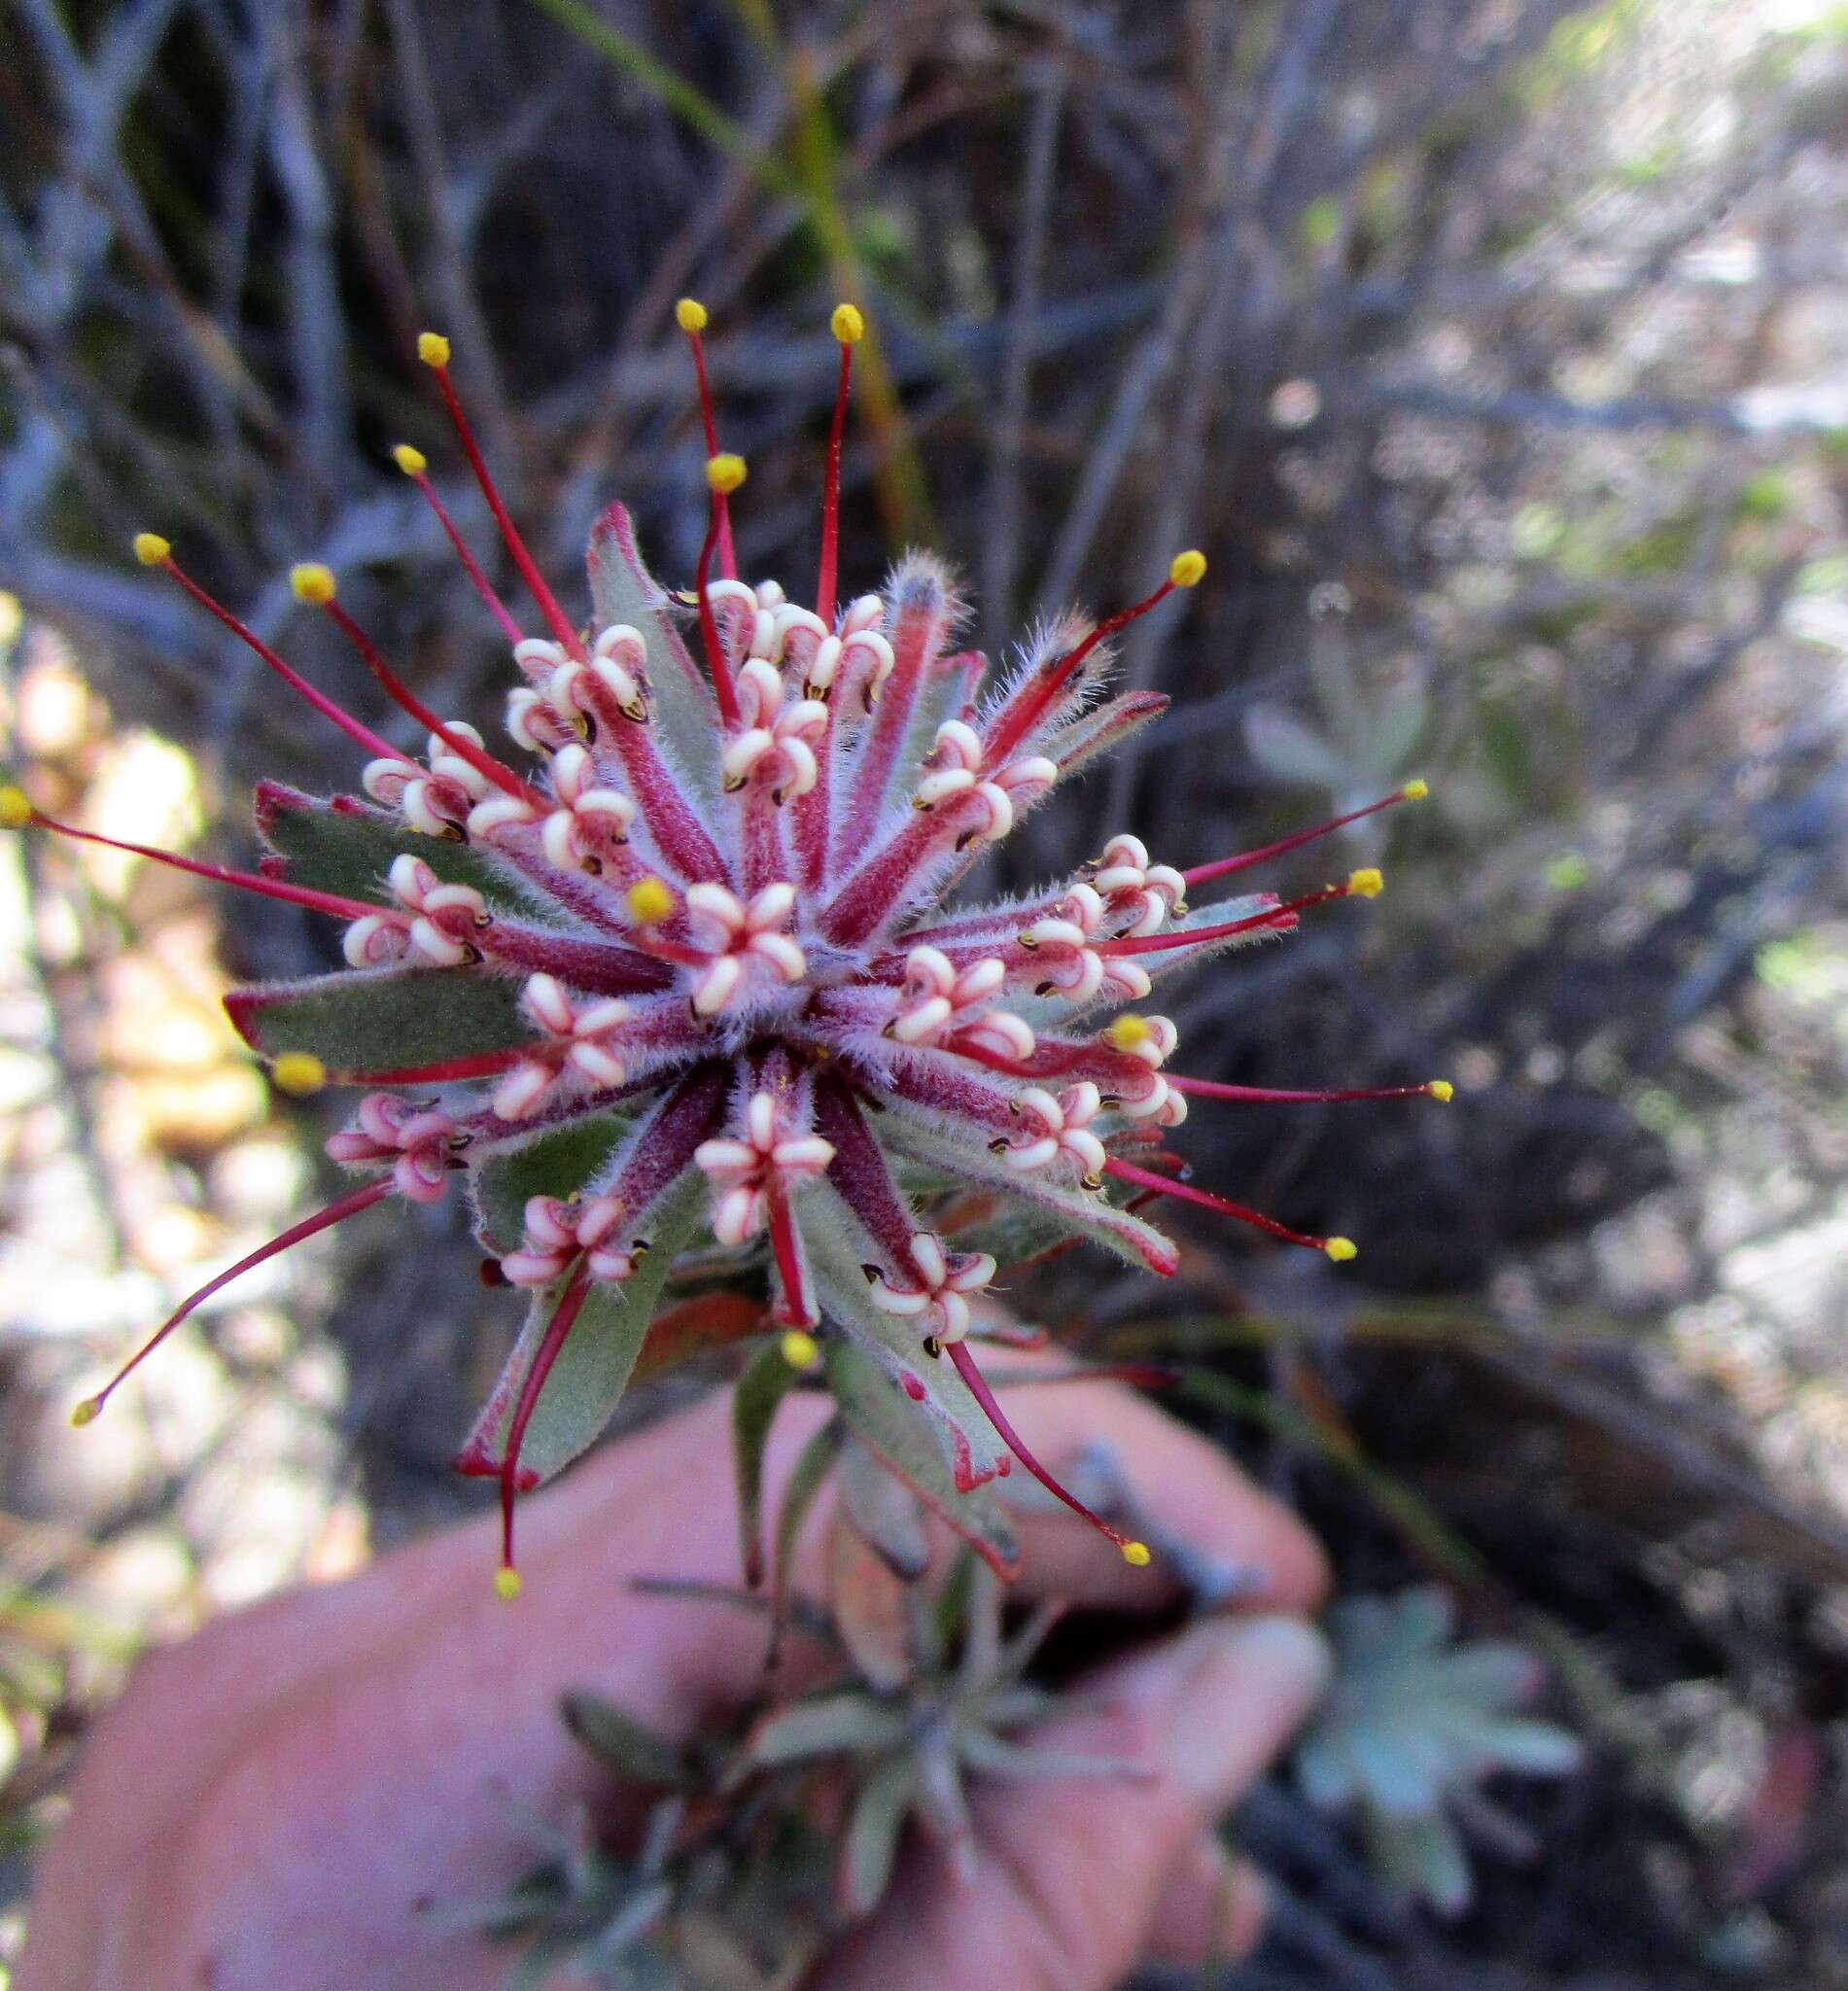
[17,302,1447,1590]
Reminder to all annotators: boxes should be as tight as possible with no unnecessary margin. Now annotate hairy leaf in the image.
[1295,1587,1583,1913]
[742,1691,908,1768]
[733,1338,805,1589]
[459,1170,706,1483]
[873,1096,1178,1276]
[227,965,531,1072]
[802,1185,1015,1493]
[837,1435,932,1582]
[255,783,542,916]
[587,503,720,807]
[773,1415,843,1622]
[822,1337,1020,1579]
[472,1115,635,1256]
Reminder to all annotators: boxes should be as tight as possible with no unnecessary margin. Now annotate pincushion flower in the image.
[10,299,1447,1594]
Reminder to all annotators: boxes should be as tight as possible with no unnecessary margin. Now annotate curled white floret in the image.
[864,1234,996,1345]
[914,720,1051,842]
[693,1090,836,1244]
[1086,832,1187,936]
[540,742,636,871]
[889,947,1036,1062]
[683,882,808,1017]
[1002,1082,1107,1183]
[489,976,633,1122]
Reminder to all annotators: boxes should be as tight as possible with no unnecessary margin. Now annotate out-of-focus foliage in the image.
[1295,1588,1582,1915]
[462,1545,1138,1987]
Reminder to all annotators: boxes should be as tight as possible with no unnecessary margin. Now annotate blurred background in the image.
[4,0,1848,1982]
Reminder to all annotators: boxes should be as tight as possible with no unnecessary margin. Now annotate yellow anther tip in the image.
[1324,1236,1358,1262]
[706,452,748,495]
[0,786,32,830]
[1346,867,1383,899]
[290,562,337,606]
[831,302,866,346]
[391,443,428,476]
[1169,549,1207,588]
[417,331,451,367]
[627,877,676,926]
[70,1396,102,1428]
[1121,1539,1153,1567]
[1103,1013,1152,1050]
[272,1052,327,1097]
[780,1329,820,1370]
[494,1567,522,1602]
[675,297,709,333]
[132,531,172,567]
[1401,778,1429,801]
[1429,1079,1454,1102]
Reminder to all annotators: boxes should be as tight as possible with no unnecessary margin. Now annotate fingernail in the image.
[1133,1615,1333,1803]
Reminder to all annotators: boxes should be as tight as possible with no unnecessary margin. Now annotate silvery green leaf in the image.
[586,502,720,810]
[801,1185,1015,1497]
[560,1692,693,1789]
[1296,1587,1581,1910]
[820,1333,1020,1578]
[1365,681,1428,778]
[871,1098,1178,1276]
[743,1692,909,1768]
[1370,1806,1474,1917]
[772,1416,843,1611]
[1447,1713,1584,1777]
[841,1752,921,1917]
[256,782,552,920]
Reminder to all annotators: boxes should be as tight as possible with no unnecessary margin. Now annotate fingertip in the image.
[1144,1840,1269,1969]
[994,1380,1332,1615]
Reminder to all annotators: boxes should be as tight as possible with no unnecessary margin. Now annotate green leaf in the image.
[1242,705,1346,790]
[255,783,544,917]
[870,1097,1179,1276]
[226,965,531,1072]
[772,1415,843,1622]
[943,1199,1077,1271]
[733,1338,804,1588]
[472,1115,636,1256]
[1366,1806,1472,1917]
[840,1752,919,1917]
[822,1338,1020,1579]
[1295,1585,1581,1910]
[837,1436,931,1581]
[507,1932,592,1991]
[461,1171,706,1483]
[743,1692,909,1769]
[587,505,721,811]
[800,1185,1015,1494]
[560,1692,693,1788]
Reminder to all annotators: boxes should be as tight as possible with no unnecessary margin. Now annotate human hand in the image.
[19,1375,1329,1991]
